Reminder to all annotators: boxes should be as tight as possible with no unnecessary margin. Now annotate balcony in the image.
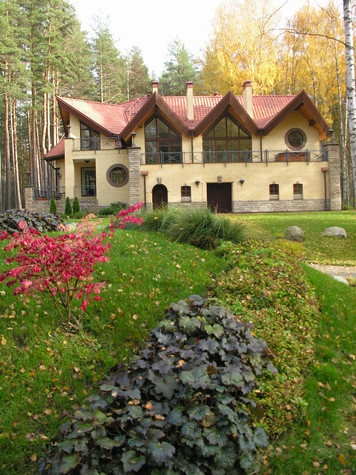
[140,149,328,166]
[72,137,120,152]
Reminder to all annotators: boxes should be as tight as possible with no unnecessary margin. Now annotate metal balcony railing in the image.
[72,137,120,152]
[34,186,65,200]
[140,149,327,165]
[73,185,97,198]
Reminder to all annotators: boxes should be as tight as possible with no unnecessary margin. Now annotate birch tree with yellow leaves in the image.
[197,0,282,95]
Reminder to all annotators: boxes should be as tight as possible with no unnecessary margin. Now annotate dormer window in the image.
[145,116,182,164]
[203,115,252,162]
[80,122,100,151]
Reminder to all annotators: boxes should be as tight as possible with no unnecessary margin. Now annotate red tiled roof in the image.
[56,92,327,140]
[44,138,65,160]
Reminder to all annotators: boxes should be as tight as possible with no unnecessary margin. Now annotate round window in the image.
[285,128,306,150]
[106,164,129,187]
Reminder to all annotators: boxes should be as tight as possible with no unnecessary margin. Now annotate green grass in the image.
[234,210,356,265]
[267,266,356,474]
[0,230,225,473]
[0,211,355,474]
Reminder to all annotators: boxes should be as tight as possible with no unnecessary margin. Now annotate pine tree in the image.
[65,197,72,216]
[159,39,197,95]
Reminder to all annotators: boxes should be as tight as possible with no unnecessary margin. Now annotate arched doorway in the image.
[152,184,168,209]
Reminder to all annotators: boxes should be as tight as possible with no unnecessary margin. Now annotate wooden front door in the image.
[207,183,232,213]
[152,184,168,209]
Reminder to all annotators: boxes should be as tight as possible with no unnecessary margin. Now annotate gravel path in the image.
[308,264,356,279]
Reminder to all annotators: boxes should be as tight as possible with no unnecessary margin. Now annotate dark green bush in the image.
[72,196,80,214]
[141,207,245,249]
[64,197,72,216]
[49,198,57,214]
[98,202,127,216]
[41,296,275,474]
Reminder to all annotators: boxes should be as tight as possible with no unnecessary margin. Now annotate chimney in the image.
[243,81,253,118]
[186,81,194,121]
[152,81,159,94]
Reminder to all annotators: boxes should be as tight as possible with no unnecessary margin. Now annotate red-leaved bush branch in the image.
[0,204,143,329]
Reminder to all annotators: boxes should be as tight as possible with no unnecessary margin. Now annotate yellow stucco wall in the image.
[62,109,328,209]
[140,161,325,204]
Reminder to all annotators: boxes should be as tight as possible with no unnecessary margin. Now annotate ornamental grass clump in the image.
[142,207,245,249]
[41,295,275,474]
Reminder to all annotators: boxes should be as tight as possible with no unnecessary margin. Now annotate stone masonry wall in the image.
[128,147,141,206]
[325,143,342,211]
[232,199,326,213]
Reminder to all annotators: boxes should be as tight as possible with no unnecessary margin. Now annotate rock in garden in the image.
[284,226,304,242]
[333,276,349,285]
[321,226,347,238]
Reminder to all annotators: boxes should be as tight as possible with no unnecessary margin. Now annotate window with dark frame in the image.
[293,183,303,199]
[181,185,191,198]
[81,168,96,196]
[145,116,182,164]
[106,164,129,187]
[203,114,252,162]
[80,122,100,151]
[285,128,306,150]
[269,183,279,197]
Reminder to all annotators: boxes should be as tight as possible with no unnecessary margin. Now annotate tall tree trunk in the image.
[4,90,12,210]
[335,42,349,205]
[11,99,22,208]
[343,0,356,205]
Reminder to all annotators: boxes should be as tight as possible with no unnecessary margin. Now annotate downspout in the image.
[259,130,263,162]
[191,134,194,163]
[321,167,328,210]
[141,171,148,209]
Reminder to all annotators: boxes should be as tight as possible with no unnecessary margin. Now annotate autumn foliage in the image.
[0,204,143,329]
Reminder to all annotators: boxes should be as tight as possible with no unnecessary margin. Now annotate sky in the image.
[68,0,340,77]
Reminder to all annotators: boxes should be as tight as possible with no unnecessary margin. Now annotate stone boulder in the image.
[321,226,347,238]
[284,226,304,242]
[333,276,349,285]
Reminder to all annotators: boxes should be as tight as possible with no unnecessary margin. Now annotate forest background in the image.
[0,0,354,212]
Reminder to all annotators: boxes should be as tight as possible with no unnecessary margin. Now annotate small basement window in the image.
[293,183,303,199]
[181,185,191,202]
[269,183,279,200]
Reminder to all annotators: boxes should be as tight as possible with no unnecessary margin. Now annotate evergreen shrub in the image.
[49,198,57,214]
[72,196,80,214]
[64,197,72,216]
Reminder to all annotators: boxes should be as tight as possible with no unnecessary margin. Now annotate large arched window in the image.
[145,116,182,164]
[203,115,252,162]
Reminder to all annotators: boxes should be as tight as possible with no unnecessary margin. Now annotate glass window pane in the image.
[145,118,156,138]
[227,118,238,137]
[205,128,214,138]
[214,117,226,137]
[157,119,169,139]
[239,128,249,138]
[215,140,226,152]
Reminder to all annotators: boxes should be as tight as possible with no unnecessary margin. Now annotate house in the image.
[38,81,341,213]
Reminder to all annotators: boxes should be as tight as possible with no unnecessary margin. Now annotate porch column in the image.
[64,138,75,199]
[325,142,342,211]
[128,146,141,206]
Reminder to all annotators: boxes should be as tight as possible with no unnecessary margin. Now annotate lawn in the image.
[235,210,356,265]
[0,210,355,474]
[0,230,225,473]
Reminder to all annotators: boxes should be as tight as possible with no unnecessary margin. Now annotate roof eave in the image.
[120,92,190,142]
[262,90,330,139]
[57,96,117,137]
[193,91,259,137]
